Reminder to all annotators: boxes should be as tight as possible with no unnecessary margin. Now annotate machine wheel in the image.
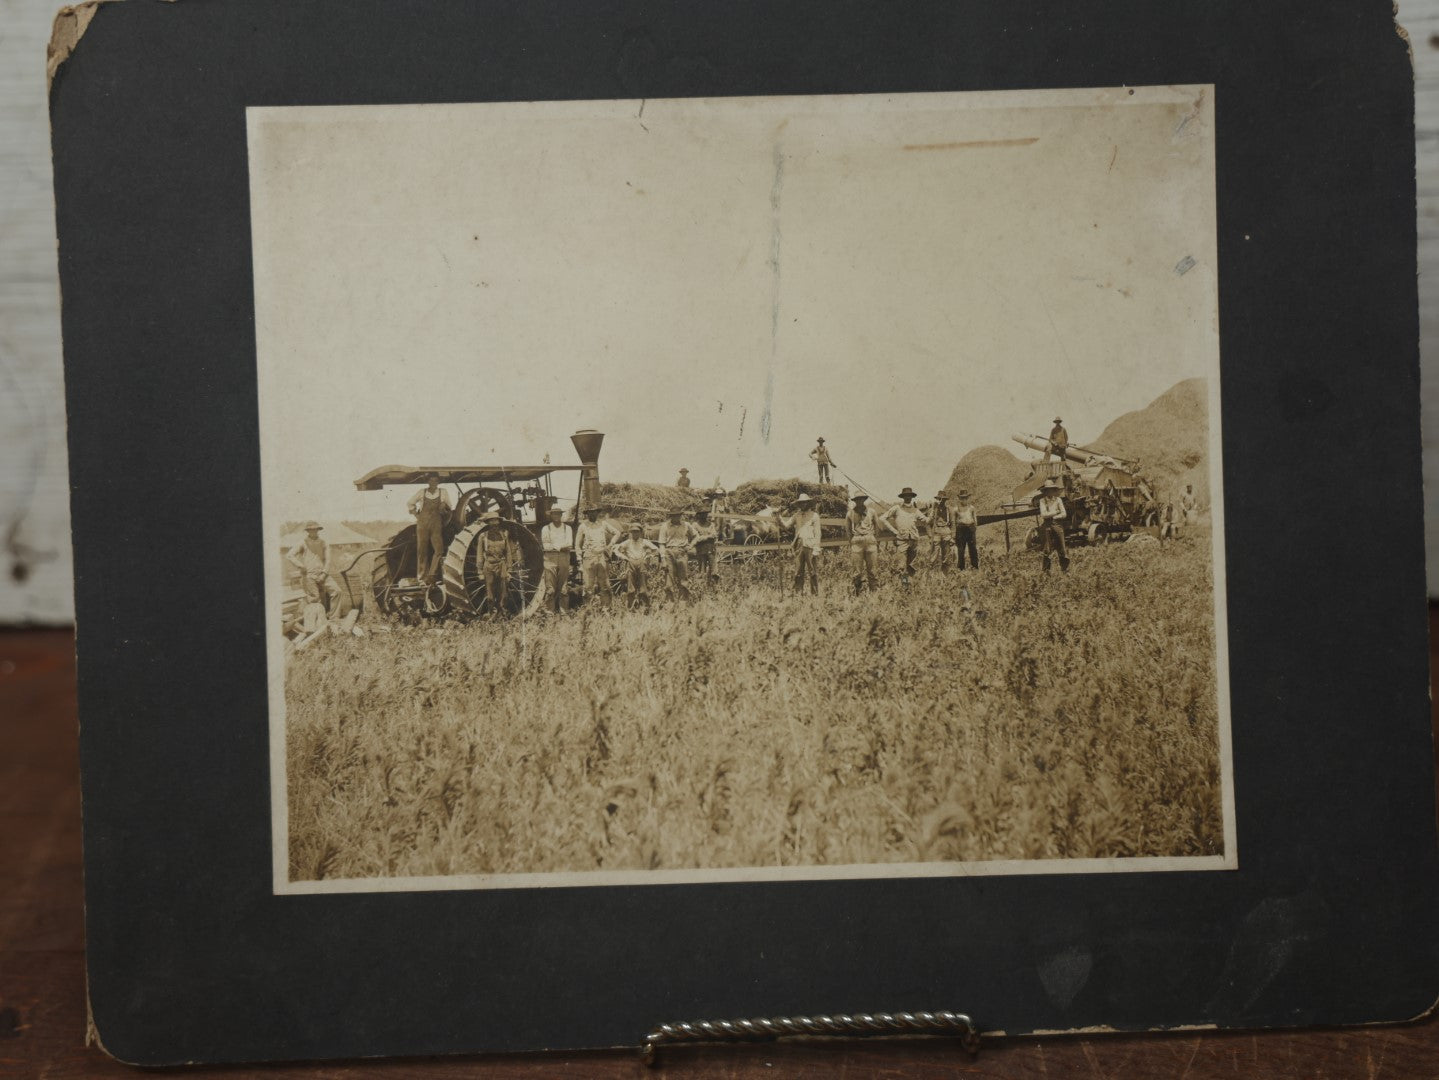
[1024,527,1041,552]
[441,521,546,618]
[370,542,399,615]
[1086,523,1102,546]
[1127,533,1160,547]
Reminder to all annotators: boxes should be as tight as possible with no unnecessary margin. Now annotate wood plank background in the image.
[4,2,1438,623]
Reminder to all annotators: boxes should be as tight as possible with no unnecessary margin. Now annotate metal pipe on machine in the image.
[571,429,604,512]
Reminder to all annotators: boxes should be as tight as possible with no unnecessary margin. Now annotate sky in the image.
[247,87,1217,525]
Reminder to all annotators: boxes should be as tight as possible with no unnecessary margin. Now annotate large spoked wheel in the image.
[441,521,546,618]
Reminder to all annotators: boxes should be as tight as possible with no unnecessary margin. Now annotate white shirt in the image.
[541,522,572,552]
[407,487,454,514]
[1038,495,1067,521]
[792,510,822,552]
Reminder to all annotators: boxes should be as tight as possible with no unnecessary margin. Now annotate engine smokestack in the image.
[571,429,604,512]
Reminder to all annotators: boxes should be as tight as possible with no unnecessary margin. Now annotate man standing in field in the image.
[928,491,955,571]
[810,437,833,484]
[692,509,719,583]
[1046,417,1069,462]
[846,493,882,595]
[790,492,822,595]
[880,487,928,582]
[954,489,979,570]
[286,522,345,616]
[575,505,618,608]
[1181,483,1200,525]
[407,472,452,585]
[477,511,516,613]
[540,505,573,613]
[657,509,698,601]
[611,522,660,610]
[1036,478,1071,573]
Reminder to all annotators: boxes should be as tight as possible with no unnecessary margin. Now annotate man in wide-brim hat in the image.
[1036,478,1070,573]
[407,470,453,585]
[845,492,882,594]
[789,492,822,595]
[810,436,833,484]
[610,521,660,610]
[928,490,956,572]
[540,505,573,614]
[1047,417,1069,462]
[657,509,697,601]
[477,510,516,613]
[575,505,618,609]
[285,521,346,616]
[880,487,928,582]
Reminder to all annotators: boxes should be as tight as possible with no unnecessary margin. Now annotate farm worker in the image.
[1036,479,1071,573]
[928,492,955,571]
[1045,417,1069,462]
[1180,484,1199,525]
[575,506,619,608]
[611,523,660,610]
[477,511,515,613]
[675,468,691,489]
[407,472,452,585]
[541,506,573,613]
[286,522,345,615]
[790,493,822,595]
[657,510,698,601]
[846,493,882,594]
[880,487,928,581]
[1160,498,1180,542]
[692,510,719,582]
[954,489,979,570]
[810,437,833,484]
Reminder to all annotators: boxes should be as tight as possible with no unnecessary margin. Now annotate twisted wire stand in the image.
[640,1010,981,1066]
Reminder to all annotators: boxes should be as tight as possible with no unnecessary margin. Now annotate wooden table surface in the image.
[4,625,1438,1079]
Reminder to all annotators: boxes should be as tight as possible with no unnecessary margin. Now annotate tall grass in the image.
[285,537,1222,881]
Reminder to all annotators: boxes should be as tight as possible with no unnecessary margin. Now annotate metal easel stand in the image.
[640,1010,981,1066]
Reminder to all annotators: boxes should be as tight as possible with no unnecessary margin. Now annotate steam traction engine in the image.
[354,430,604,619]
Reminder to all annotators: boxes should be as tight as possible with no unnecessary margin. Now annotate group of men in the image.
[549,503,723,611]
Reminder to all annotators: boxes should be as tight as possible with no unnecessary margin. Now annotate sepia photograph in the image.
[248,86,1232,893]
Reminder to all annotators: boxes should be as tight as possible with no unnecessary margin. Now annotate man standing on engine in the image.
[407,472,452,585]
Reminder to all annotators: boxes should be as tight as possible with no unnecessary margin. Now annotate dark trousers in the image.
[955,525,978,569]
[1039,521,1070,571]
[817,463,831,483]
[793,546,818,594]
[415,516,445,583]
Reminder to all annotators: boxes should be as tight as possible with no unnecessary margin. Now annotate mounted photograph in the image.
[247,86,1232,893]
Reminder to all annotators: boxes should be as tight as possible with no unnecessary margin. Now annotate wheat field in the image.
[284,535,1223,882]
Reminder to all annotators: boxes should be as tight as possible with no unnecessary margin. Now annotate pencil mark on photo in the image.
[902,137,1038,151]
